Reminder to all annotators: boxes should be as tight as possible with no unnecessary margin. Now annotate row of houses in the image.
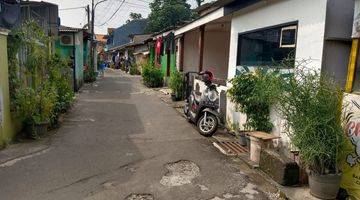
[107,0,355,144]
[106,0,360,196]
[0,0,101,145]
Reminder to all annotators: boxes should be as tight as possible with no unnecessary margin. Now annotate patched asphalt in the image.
[0,69,271,200]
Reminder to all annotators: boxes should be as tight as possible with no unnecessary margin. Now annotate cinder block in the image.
[260,148,299,186]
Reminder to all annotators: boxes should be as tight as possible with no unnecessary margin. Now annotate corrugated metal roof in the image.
[59,25,83,33]
[20,0,57,7]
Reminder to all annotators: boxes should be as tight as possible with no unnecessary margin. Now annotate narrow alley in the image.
[0,70,270,200]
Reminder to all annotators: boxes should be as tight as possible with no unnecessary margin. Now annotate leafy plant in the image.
[228,68,284,132]
[276,68,345,175]
[14,85,56,138]
[141,63,164,87]
[7,21,74,138]
[130,64,141,75]
[84,68,96,83]
[32,84,57,125]
[47,54,75,125]
[14,87,37,123]
[169,70,183,99]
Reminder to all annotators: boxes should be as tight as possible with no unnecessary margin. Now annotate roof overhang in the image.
[153,29,175,39]
[174,0,260,36]
[175,7,225,36]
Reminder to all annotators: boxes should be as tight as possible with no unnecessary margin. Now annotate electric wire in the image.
[96,0,126,27]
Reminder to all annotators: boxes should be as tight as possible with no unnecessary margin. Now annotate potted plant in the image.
[34,85,56,136]
[277,69,345,199]
[169,70,184,101]
[15,85,56,139]
[228,69,283,158]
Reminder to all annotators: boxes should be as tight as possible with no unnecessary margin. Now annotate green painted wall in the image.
[55,31,84,90]
[0,32,17,147]
[161,52,176,77]
[170,53,176,72]
[161,54,168,75]
[83,40,90,67]
[160,38,177,77]
[75,31,84,88]
[55,40,73,58]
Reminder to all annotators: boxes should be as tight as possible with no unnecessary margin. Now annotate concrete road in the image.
[0,69,271,200]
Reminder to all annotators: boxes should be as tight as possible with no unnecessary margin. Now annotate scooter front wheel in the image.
[197,113,218,137]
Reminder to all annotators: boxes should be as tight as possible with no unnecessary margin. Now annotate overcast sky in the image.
[41,0,211,35]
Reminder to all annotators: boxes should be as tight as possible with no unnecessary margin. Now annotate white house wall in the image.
[203,30,230,80]
[226,0,328,156]
[227,0,328,80]
[183,30,200,72]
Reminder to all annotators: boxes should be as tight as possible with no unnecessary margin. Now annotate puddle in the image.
[160,160,200,187]
[125,194,154,200]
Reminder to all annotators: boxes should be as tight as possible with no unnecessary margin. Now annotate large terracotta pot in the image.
[308,171,342,199]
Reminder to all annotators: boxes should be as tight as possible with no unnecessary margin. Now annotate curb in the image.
[0,138,51,167]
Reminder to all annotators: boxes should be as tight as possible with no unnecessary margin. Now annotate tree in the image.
[196,0,204,7]
[146,0,195,33]
[126,12,143,23]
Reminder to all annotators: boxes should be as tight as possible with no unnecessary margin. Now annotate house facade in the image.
[227,0,353,151]
[0,0,61,146]
[0,0,20,146]
[150,31,177,77]
[0,28,15,147]
[174,0,353,149]
[56,26,85,92]
[174,0,358,196]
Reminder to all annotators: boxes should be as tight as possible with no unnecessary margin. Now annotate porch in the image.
[176,14,231,82]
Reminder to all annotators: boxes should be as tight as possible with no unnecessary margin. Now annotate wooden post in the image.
[345,39,360,93]
[198,25,205,72]
[179,36,184,72]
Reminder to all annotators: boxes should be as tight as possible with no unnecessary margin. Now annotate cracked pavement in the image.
[0,69,272,200]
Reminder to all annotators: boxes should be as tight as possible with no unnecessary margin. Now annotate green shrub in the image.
[84,68,96,83]
[8,21,75,139]
[277,69,345,175]
[48,54,75,125]
[130,65,141,75]
[169,70,184,100]
[141,63,164,87]
[15,84,57,138]
[228,68,283,132]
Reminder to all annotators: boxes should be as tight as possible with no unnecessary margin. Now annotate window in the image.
[280,26,297,48]
[237,24,297,67]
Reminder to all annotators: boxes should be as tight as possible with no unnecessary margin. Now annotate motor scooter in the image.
[183,71,220,137]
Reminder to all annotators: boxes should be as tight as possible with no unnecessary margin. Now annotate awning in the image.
[175,7,225,36]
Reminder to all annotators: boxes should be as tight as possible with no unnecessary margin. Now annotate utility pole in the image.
[90,0,95,72]
[87,5,90,29]
[90,0,108,72]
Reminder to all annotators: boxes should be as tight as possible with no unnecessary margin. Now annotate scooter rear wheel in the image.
[197,113,218,137]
